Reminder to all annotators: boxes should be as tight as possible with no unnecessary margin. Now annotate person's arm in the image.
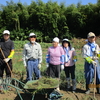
[8,50,14,59]
[4,42,14,63]
[82,45,93,64]
[72,48,77,62]
[60,47,65,70]
[60,47,65,65]
[37,44,42,69]
[22,45,27,67]
[46,48,50,68]
[38,44,42,64]
[46,48,50,63]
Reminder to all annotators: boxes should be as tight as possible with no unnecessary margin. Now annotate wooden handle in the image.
[0,48,12,76]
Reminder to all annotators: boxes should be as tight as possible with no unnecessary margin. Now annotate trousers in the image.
[0,59,12,77]
[64,64,75,79]
[26,59,40,81]
[84,60,100,84]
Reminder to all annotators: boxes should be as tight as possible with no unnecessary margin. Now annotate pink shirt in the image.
[47,46,64,65]
[64,49,76,67]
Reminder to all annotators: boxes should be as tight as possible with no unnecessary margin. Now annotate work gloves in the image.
[38,63,41,69]
[61,65,64,70]
[85,57,97,66]
[92,61,97,66]
[91,56,99,60]
[73,56,77,62]
[4,58,10,63]
[46,63,49,68]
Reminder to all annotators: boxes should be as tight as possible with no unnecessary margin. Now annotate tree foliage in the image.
[0,0,100,41]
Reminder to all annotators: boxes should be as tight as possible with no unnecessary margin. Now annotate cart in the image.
[0,78,63,100]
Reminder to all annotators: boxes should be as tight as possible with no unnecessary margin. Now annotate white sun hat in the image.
[87,32,95,38]
[3,30,10,35]
[29,33,36,37]
[62,38,69,42]
[53,37,59,43]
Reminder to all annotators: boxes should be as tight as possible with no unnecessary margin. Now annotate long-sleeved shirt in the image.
[64,48,76,67]
[46,46,64,65]
[22,42,42,66]
[82,42,100,58]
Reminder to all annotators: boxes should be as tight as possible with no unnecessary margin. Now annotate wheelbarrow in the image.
[1,78,63,100]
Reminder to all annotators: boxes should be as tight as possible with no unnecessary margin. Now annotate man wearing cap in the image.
[23,33,42,81]
[82,32,100,94]
[0,30,14,84]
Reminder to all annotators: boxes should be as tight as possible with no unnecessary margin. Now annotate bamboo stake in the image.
[0,47,12,76]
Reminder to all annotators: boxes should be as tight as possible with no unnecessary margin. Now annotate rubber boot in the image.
[5,77,12,90]
[66,78,71,91]
[96,88,100,94]
[85,84,90,94]
[72,79,76,93]
[0,77,3,92]
[6,77,11,84]
[0,77,3,85]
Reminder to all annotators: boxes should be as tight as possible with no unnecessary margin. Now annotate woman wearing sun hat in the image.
[62,38,77,93]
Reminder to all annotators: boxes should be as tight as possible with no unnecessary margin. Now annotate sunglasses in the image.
[29,36,36,38]
[89,36,95,38]
[3,34,9,36]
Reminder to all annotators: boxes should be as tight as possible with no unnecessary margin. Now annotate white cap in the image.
[53,37,59,43]
[87,32,95,38]
[29,33,36,37]
[62,38,69,42]
[3,30,10,35]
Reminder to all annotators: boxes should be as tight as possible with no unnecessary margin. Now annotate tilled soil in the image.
[0,88,100,100]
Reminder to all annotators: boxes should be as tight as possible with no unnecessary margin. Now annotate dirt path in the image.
[0,89,100,100]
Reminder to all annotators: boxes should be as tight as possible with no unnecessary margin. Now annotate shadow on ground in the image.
[14,93,48,100]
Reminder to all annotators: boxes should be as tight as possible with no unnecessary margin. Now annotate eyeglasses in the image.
[3,34,9,36]
[29,36,36,38]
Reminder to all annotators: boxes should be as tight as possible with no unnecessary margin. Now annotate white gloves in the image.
[61,65,64,70]
[91,56,99,60]
[4,58,10,63]
[46,63,49,68]
[92,61,97,66]
[38,63,41,69]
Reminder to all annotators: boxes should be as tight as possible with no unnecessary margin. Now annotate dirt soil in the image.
[0,87,100,100]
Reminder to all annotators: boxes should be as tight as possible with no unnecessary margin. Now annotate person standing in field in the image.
[62,39,77,93]
[82,32,100,94]
[46,37,64,90]
[23,33,42,81]
[0,30,14,85]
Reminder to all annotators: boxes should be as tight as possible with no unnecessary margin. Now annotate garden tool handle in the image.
[0,46,12,76]
[93,63,96,98]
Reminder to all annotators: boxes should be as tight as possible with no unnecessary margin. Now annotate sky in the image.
[0,0,98,6]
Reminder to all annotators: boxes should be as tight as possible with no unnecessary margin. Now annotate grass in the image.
[4,39,100,100]
[12,42,85,88]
